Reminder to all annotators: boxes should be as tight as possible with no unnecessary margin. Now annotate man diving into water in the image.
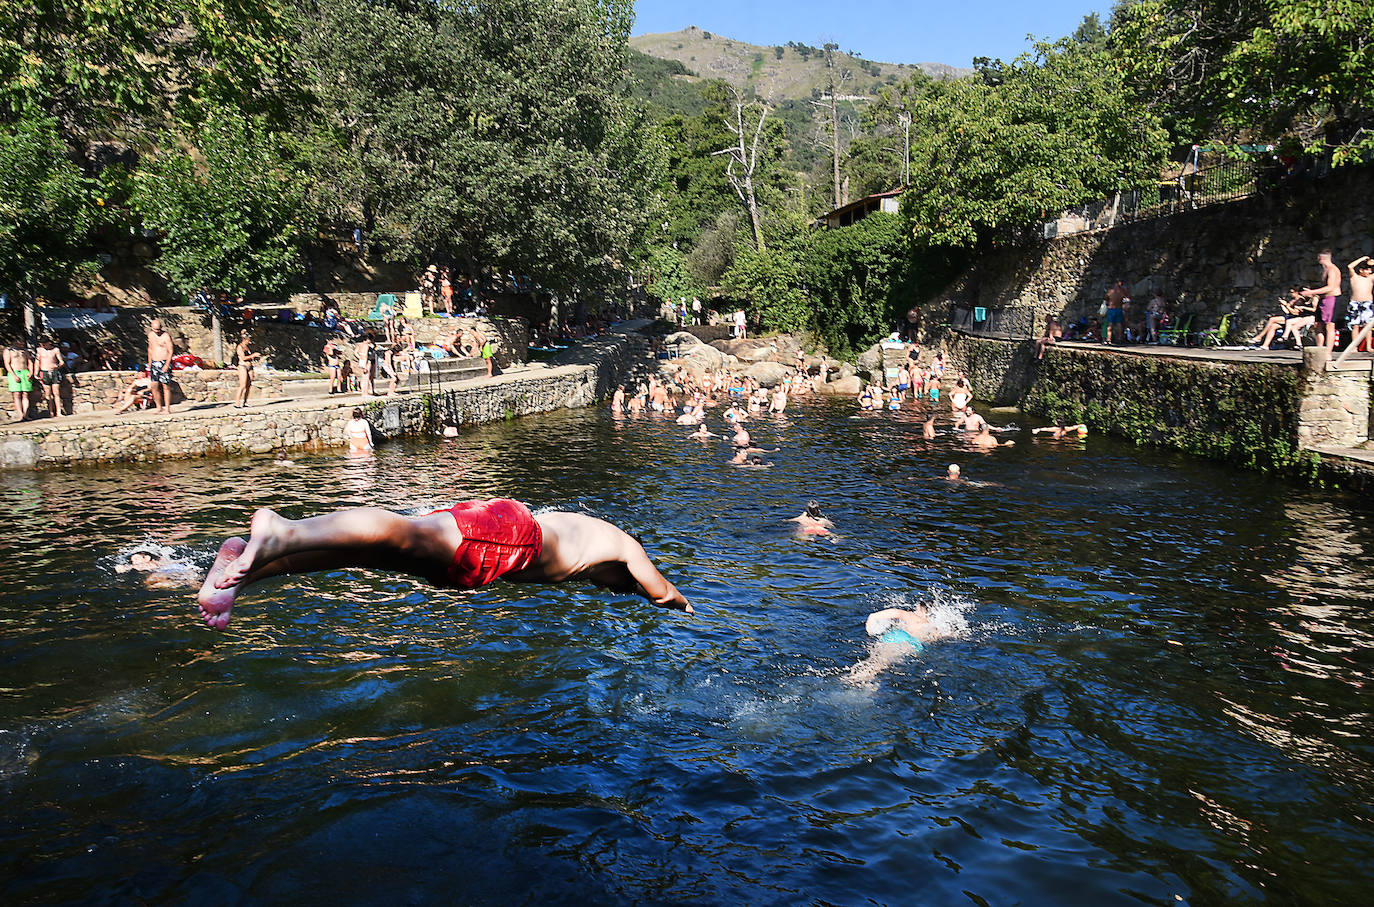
[198,499,692,629]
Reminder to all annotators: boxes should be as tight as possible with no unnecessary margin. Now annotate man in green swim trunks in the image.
[4,336,34,421]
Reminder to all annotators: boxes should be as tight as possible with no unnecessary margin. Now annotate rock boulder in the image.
[743,361,791,385]
[820,375,862,395]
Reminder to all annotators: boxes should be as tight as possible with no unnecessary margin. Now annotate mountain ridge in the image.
[629,26,971,105]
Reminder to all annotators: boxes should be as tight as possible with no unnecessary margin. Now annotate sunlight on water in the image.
[1,397,1372,903]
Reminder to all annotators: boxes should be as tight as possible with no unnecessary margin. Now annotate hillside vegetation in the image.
[631,26,968,103]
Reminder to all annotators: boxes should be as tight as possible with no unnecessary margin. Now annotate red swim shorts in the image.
[429,498,543,589]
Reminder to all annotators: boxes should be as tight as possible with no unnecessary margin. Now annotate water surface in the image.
[2,398,1371,904]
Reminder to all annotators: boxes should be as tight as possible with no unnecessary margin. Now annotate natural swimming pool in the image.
[2,397,1372,904]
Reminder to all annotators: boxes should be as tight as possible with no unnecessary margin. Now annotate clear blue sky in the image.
[632,0,1115,68]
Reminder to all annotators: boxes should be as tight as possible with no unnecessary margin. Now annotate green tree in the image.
[0,1,303,147]
[300,0,661,296]
[900,39,1167,249]
[1111,0,1374,161]
[0,113,95,309]
[132,105,306,296]
[800,214,914,356]
[722,242,809,334]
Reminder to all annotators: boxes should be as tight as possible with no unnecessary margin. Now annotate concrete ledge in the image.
[0,331,638,469]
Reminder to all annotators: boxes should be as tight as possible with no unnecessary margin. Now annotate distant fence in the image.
[1042,151,1336,240]
[947,303,1038,341]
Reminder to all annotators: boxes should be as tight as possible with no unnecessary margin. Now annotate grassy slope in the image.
[630,26,969,105]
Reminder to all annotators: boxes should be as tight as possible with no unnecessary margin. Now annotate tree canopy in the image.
[897,39,1168,250]
[1110,0,1374,162]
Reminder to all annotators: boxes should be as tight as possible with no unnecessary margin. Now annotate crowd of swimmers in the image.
[154,336,1101,688]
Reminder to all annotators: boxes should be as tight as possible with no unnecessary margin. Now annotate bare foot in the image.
[217,508,289,589]
[199,537,246,630]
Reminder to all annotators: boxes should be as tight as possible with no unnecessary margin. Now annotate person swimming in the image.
[847,605,945,683]
[788,501,834,535]
[117,547,200,588]
[1032,422,1088,440]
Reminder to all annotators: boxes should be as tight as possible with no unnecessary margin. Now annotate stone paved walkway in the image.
[1052,340,1325,367]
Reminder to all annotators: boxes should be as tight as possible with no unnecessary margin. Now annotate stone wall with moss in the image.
[1023,347,1318,476]
[940,333,1038,406]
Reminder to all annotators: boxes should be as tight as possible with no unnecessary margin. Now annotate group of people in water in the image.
[172,340,1097,686]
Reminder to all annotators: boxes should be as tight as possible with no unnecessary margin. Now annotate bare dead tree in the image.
[814,43,853,209]
[712,85,771,251]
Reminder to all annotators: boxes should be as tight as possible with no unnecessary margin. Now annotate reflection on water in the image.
[1,399,1372,904]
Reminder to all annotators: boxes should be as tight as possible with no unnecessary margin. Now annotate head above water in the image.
[947,463,960,479]
[805,501,822,519]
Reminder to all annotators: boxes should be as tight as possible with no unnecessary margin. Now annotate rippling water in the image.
[2,398,1372,904]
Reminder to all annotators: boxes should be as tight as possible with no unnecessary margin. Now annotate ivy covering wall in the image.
[1024,348,1318,476]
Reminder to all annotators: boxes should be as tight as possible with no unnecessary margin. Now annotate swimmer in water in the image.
[969,424,1014,449]
[118,548,201,588]
[1032,422,1088,439]
[922,415,936,440]
[847,605,945,683]
[687,424,717,440]
[954,405,987,433]
[117,549,174,574]
[788,501,834,535]
[945,463,961,481]
[198,499,692,629]
[344,407,374,455]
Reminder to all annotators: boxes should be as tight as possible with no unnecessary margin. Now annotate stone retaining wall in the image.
[919,164,1374,344]
[1022,346,1314,474]
[49,306,528,372]
[940,333,1038,406]
[0,333,634,469]
[65,369,287,413]
[1297,349,1373,449]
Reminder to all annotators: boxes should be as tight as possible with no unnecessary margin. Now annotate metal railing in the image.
[1042,151,1336,239]
[947,304,1039,340]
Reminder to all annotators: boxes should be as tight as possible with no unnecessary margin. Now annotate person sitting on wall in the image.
[1248,287,1312,349]
[1035,316,1063,360]
[112,372,154,414]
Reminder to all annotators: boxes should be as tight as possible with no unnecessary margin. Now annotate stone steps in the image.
[404,356,488,389]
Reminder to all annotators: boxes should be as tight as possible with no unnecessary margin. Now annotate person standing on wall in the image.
[234,329,261,408]
[146,318,175,415]
[1301,248,1343,355]
[1104,280,1129,346]
[1335,256,1374,365]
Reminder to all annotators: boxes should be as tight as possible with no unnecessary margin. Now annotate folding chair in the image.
[1194,313,1232,348]
[1159,313,1193,346]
